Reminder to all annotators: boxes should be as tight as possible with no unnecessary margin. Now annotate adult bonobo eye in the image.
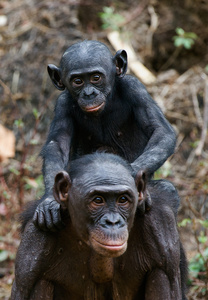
[72,77,84,87]
[90,74,102,84]
[117,195,130,207]
[93,196,105,205]
[89,196,105,209]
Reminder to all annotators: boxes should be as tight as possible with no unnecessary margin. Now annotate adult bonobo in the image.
[12,153,187,300]
[33,40,179,230]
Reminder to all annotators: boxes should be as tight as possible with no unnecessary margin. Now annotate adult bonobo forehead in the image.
[61,40,114,76]
[69,153,137,197]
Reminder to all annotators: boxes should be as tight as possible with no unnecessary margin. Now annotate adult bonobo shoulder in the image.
[11,153,187,300]
[33,40,178,231]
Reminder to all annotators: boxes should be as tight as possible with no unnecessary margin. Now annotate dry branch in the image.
[0,124,15,161]
[191,84,203,127]
[107,31,156,85]
[195,76,208,156]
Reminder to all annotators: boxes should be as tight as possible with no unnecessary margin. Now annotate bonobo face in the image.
[61,42,114,115]
[54,156,140,258]
[48,41,127,115]
[70,162,138,257]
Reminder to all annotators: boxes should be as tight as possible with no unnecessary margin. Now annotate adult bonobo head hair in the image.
[53,152,146,258]
[47,40,127,114]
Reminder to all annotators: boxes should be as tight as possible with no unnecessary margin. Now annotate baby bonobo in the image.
[12,153,187,300]
[33,40,179,231]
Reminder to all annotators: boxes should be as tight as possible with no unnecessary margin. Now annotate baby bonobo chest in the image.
[73,114,148,161]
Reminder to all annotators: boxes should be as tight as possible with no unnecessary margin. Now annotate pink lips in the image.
[93,238,127,251]
[84,102,105,112]
[102,244,126,251]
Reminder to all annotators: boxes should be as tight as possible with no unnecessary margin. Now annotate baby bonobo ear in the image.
[114,49,127,78]
[135,170,152,214]
[53,171,71,207]
[47,64,65,91]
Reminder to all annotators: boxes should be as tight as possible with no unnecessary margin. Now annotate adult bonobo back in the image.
[11,152,187,300]
[33,39,179,233]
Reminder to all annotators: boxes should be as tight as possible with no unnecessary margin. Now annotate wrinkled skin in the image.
[12,153,187,300]
[33,40,178,231]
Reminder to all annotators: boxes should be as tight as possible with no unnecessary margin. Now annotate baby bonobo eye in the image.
[72,77,84,87]
[90,74,101,84]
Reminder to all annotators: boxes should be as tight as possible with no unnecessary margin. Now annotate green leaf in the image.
[99,6,125,31]
[2,191,11,200]
[203,247,208,257]
[198,231,207,244]
[29,139,38,145]
[35,174,44,185]
[9,167,20,176]
[189,254,205,276]
[178,218,191,227]
[189,140,199,148]
[0,250,9,262]
[33,108,41,120]
[183,38,193,49]
[185,32,198,40]
[199,219,208,228]
[201,287,207,296]
[198,235,207,244]
[103,6,114,14]
[176,27,185,36]
[14,119,24,128]
[173,28,197,49]
[174,37,184,47]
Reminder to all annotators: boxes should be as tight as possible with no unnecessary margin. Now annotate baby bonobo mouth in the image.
[84,102,105,112]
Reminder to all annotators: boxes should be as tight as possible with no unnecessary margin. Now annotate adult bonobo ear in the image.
[114,49,128,78]
[135,170,146,202]
[47,64,65,91]
[135,170,152,214]
[53,171,71,206]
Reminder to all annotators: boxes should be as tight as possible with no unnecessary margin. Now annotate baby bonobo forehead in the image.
[61,41,113,72]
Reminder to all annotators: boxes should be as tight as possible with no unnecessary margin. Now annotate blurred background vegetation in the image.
[0,0,207,298]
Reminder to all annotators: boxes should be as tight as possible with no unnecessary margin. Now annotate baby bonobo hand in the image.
[33,196,66,231]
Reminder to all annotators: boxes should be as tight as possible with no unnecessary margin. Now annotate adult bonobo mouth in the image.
[91,237,128,257]
[83,102,105,113]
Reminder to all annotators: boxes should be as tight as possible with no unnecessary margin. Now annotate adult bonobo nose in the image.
[101,213,125,229]
[83,86,98,99]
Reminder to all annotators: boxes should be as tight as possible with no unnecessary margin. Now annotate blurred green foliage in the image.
[173,27,198,49]
[99,7,125,31]
[179,218,208,296]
